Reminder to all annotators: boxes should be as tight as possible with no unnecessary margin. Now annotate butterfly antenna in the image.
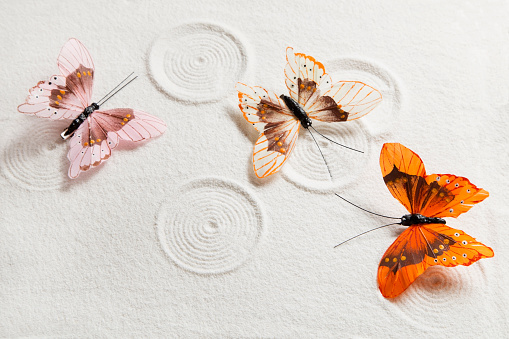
[97,72,138,107]
[309,126,363,153]
[307,128,333,180]
[335,193,400,220]
[96,72,135,105]
[334,222,401,248]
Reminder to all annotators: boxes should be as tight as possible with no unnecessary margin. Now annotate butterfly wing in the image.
[284,47,331,104]
[380,143,428,214]
[112,109,167,142]
[378,223,494,298]
[236,82,300,178]
[57,38,95,107]
[419,173,489,218]
[67,109,166,178]
[68,117,114,178]
[252,121,300,178]
[17,75,86,119]
[377,226,428,298]
[18,38,95,119]
[284,47,382,122]
[312,81,382,121]
[380,143,489,216]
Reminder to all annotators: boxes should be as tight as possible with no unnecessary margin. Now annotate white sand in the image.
[1,0,507,337]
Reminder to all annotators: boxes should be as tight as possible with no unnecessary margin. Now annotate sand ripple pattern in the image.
[384,265,489,331]
[157,177,264,274]
[283,122,369,192]
[148,22,248,103]
[2,122,66,190]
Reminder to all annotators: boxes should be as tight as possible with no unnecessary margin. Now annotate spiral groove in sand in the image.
[384,265,489,331]
[157,177,264,274]
[148,22,248,103]
[2,123,66,190]
[283,122,369,192]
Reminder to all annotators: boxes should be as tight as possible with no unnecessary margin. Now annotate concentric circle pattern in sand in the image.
[148,22,248,103]
[283,121,369,192]
[157,177,264,274]
[2,123,66,190]
[385,265,489,331]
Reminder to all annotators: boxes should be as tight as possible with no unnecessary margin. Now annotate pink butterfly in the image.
[18,38,166,178]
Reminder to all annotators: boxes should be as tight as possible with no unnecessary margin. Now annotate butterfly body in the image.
[377,143,493,298]
[400,214,446,226]
[279,94,312,128]
[61,102,99,139]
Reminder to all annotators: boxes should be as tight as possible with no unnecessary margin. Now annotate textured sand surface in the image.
[1,1,507,337]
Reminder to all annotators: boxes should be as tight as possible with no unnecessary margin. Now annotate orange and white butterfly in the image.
[236,47,382,178]
[376,143,493,298]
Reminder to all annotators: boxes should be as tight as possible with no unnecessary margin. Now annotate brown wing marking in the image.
[64,65,94,107]
[252,119,300,178]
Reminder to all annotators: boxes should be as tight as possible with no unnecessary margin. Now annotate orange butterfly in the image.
[236,47,382,178]
[377,142,493,298]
